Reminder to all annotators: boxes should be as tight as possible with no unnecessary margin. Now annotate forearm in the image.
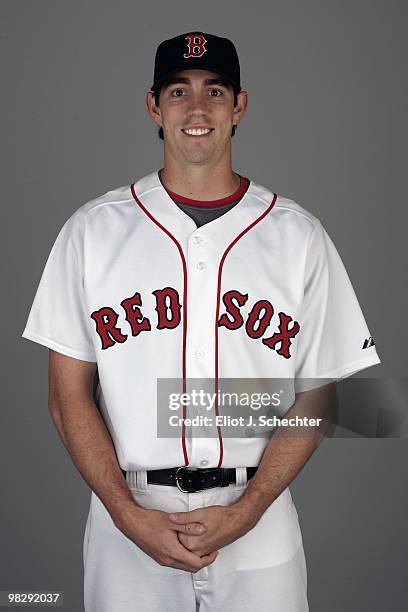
[233,382,336,525]
[49,393,139,524]
[235,426,320,524]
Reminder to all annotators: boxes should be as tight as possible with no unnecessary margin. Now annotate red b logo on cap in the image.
[183,34,207,58]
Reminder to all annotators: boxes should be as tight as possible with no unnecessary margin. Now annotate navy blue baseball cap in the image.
[151,31,241,94]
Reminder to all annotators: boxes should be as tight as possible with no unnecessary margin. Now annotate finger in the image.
[178,532,200,551]
[165,558,214,573]
[174,550,218,572]
[167,561,201,572]
[170,539,215,572]
[167,549,219,572]
[197,550,219,568]
[179,533,214,558]
[170,521,206,535]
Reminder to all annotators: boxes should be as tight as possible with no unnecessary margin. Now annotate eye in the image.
[209,88,223,97]
[170,88,185,97]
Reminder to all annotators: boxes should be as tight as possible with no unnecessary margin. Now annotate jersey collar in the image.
[130,170,277,254]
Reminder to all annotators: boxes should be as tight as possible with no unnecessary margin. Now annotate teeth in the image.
[183,128,211,136]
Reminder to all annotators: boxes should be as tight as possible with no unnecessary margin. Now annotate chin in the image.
[180,146,213,163]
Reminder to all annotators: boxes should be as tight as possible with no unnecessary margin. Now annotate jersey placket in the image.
[183,190,278,467]
[185,227,223,469]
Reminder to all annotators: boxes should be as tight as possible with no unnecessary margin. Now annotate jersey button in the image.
[200,459,209,467]
[195,350,205,359]
[196,261,207,270]
[192,235,204,244]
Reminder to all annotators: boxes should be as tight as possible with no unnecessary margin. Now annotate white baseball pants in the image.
[83,469,308,611]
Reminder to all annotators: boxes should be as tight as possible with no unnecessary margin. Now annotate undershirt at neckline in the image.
[160,173,250,208]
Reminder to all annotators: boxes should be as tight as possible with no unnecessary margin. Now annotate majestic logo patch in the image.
[183,34,207,58]
[362,336,375,349]
[90,287,300,359]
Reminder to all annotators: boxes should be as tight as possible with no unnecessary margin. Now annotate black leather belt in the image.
[122,466,257,493]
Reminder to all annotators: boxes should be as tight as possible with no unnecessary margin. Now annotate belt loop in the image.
[126,470,148,491]
[235,467,247,488]
[136,470,148,491]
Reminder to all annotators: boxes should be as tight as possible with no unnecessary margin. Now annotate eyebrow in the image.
[163,76,231,89]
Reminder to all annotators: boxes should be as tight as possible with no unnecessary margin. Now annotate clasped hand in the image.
[115,498,256,573]
[168,503,255,557]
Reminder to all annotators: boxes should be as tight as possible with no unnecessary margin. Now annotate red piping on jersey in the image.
[214,192,278,467]
[130,183,189,465]
[162,176,250,208]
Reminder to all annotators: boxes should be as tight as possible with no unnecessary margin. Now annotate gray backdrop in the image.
[3,0,407,610]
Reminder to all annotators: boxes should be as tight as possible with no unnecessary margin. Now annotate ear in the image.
[145,91,162,128]
[232,90,248,127]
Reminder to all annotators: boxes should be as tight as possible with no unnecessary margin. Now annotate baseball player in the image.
[21,31,381,611]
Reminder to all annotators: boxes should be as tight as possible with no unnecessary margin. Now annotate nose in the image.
[186,91,210,115]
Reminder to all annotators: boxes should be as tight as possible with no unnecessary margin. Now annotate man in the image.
[21,31,381,611]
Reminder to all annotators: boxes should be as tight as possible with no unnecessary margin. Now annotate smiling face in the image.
[146,69,248,167]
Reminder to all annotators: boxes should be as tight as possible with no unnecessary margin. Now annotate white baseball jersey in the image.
[21,170,380,471]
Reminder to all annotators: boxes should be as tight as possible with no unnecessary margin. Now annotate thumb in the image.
[170,521,207,535]
[168,509,203,523]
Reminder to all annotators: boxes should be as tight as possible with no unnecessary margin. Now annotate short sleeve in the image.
[21,211,97,362]
[294,219,380,392]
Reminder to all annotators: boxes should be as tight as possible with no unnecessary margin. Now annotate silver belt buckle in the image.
[175,466,198,492]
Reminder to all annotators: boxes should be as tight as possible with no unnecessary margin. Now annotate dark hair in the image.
[152,81,240,140]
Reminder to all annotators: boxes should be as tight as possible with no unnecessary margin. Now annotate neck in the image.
[159,159,240,200]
